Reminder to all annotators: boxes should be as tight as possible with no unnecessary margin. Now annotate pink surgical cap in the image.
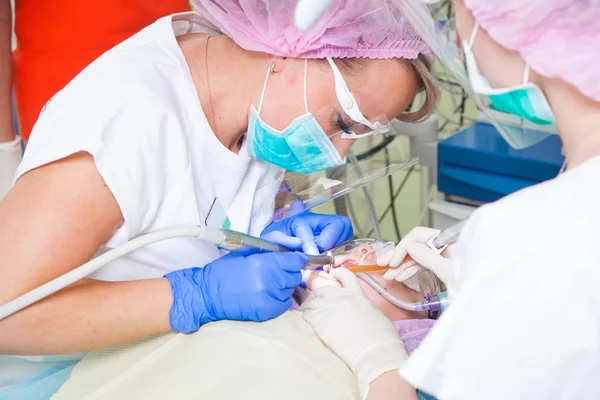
[464,0,600,102]
[190,0,430,60]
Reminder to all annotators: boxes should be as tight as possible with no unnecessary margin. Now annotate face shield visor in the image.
[331,238,442,299]
[397,0,557,149]
[268,135,417,222]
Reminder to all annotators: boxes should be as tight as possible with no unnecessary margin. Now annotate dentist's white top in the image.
[402,156,600,399]
[1,12,282,394]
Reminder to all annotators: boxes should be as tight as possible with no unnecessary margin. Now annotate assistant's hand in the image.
[379,227,452,286]
[261,207,353,255]
[164,251,308,333]
[301,268,408,399]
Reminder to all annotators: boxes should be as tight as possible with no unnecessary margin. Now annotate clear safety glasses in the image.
[326,58,391,140]
[299,58,391,142]
[397,0,557,149]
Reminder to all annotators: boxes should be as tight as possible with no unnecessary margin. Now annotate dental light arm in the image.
[0,226,333,321]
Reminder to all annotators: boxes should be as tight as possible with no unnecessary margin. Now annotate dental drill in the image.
[0,226,334,321]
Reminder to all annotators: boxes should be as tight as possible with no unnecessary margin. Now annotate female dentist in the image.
[302,0,600,399]
[0,0,439,395]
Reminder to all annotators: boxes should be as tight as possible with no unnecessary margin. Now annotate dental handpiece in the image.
[218,229,334,267]
[0,225,334,321]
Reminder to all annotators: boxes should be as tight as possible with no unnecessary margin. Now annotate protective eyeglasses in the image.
[326,58,391,140]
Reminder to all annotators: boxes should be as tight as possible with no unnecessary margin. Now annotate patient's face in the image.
[304,241,429,321]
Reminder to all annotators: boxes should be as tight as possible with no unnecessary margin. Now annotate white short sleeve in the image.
[16,78,188,244]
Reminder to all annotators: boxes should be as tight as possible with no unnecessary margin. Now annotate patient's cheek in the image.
[359,274,428,321]
[359,280,391,312]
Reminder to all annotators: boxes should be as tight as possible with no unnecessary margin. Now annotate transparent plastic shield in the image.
[270,135,418,221]
[330,238,442,297]
[399,0,556,148]
[331,238,396,270]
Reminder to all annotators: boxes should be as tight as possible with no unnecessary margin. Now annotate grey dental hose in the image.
[0,226,332,321]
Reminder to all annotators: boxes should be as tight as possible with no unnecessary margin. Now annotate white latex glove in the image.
[0,137,22,201]
[380,226,452,286]
[301,268,408,400]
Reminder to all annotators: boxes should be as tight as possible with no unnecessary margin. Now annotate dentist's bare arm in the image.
[0,153,172,355]
[0,0,15,142]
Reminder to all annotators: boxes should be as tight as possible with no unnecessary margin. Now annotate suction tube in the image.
[0,227,215,321]
[0,226,333,321]
[356,272,449,312]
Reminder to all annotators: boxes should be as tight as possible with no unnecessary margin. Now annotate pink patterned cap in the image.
[465,0,600,102]
[191,0,430,60]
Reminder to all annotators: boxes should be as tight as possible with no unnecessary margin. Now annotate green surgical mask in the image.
[462,22,555,126]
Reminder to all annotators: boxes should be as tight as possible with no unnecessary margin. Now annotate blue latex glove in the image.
[164,251,308,333]
[261,207,353,255]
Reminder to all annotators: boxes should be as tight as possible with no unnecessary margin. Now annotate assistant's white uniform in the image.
[401,156,600,399]
[0,12,283,394]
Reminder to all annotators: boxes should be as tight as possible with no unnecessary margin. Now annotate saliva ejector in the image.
[326,219,468,315]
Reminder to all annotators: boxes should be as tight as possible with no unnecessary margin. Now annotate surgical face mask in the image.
[462,22,556,126]
[247,60,345,175]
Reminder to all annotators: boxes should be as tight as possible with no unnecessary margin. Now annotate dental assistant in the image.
[302,0,600,399]
[0,0,438,393]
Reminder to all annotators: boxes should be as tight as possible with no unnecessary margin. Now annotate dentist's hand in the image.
[301,268,408,399]
[261,207,353,255]
[165,250,308,333]
[379,227,452,286]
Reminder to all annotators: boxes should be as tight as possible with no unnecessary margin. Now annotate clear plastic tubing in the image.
[356,272,449,312]
[0,226,333,321]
